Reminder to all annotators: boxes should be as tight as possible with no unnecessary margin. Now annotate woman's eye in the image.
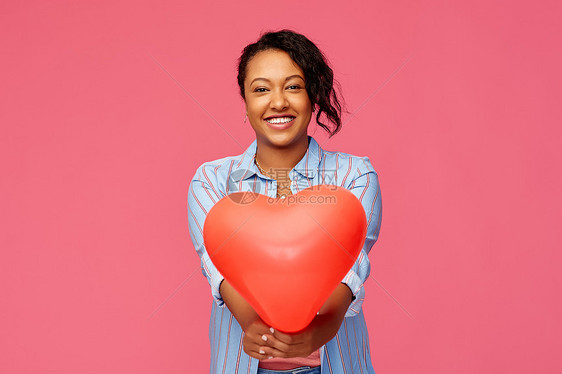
[287,85,301,90]
[254,88,267,92]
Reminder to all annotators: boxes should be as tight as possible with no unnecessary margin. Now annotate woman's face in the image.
[244,49,312,148]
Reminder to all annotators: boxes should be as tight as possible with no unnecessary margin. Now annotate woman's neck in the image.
[254,135,310,173]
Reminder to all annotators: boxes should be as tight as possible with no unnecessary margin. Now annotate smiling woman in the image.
[187,29,382,374]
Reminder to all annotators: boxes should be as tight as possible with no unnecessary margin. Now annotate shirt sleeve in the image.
[341,156,382,317]
[187,164,227,307]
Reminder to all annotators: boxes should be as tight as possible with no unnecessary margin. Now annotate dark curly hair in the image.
[237,29,347,137]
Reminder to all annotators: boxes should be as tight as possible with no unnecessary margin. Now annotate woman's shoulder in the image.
[321,148,378,176]
[190,154,243,184]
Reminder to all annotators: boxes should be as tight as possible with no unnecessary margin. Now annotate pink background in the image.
[1,0,560,373]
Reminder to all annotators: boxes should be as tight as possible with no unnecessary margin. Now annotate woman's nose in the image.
[270,89,289,110]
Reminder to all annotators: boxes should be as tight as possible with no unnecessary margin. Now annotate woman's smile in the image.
[264,115,296,130]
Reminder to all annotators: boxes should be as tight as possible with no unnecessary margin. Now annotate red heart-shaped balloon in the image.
[203,184,367,332]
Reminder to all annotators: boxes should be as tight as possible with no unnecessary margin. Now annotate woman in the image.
[188,29,382,374]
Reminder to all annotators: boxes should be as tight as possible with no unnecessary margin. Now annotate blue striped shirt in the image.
[187,135,382,373]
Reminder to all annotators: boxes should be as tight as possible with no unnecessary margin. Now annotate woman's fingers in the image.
[259,344,288,359]
[242,320,279,359]
[271,328,312,347]
[270,329,298,344]
[248,348,270,360]
[242,337,270,360]
[244,332,311,359]
[259,333,313,358]
[243,320,313,358]
[261,332,303,352]
[258,342,313,359]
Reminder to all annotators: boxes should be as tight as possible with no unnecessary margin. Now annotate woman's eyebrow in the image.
[250,75,305,85]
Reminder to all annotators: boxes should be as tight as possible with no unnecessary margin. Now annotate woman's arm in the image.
[219,280,275,360]
[219,279,261,330]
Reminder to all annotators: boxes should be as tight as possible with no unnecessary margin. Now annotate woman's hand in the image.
[241,316,276,360]
[221,280,353,359]
[256,316,323,358]
[258,283,354,358]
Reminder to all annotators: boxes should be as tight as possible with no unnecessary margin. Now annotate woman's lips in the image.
[264,117,295,130]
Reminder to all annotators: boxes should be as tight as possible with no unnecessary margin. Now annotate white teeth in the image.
[265,117,294,124]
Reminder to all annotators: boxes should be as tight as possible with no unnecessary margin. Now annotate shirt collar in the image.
[231,135,322,182]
